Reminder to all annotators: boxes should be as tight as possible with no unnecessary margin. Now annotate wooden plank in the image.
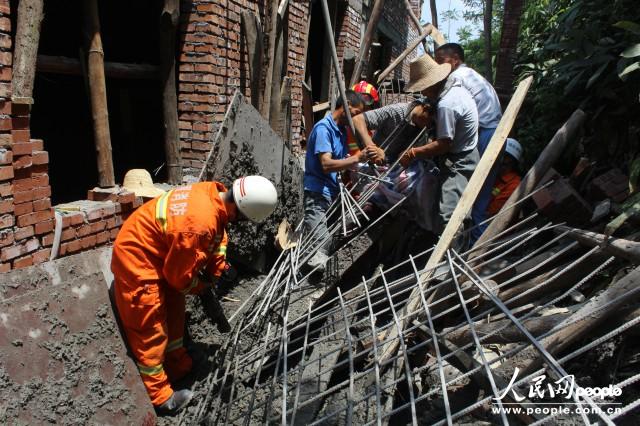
[560,226,640,263]
[349,0,386,87]
[469,109,587,260]
[262,0,279,119]
[83,0,115,188]
[36,55,158,79]
[376,25,434,85]
[241,10,264,110]
[377,76,534,365]
[159,0,181,185]
[12,0,44,104]
[312,101,330,113]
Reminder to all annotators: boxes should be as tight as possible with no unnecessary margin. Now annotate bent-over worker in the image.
[111,176,278,415]
[400,54,480,233]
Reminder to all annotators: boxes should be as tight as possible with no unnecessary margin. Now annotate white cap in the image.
[232,176,278,223]
[505,138,523,163]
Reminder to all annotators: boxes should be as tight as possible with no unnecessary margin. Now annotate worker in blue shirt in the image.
[303,90,380,273]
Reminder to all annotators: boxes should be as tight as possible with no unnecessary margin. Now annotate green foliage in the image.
[457,25,502,74]
[514,0,640,171]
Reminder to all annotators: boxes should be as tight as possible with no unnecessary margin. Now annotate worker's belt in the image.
[137,362,164,376]
[155,190,175,232]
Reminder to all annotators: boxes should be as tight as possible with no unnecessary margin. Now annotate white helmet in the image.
[505,138,523,163]
[232,176,278,223]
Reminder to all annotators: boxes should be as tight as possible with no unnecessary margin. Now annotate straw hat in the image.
[403,54,452,93]
[122,169,166,198]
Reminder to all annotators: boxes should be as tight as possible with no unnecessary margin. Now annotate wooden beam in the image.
[403,0,428,52]
[377,76,534,365]
[560,226,640,263]
[350,0,386,87]
[468,110,587,260]
[36,55,158,80]
[12,0,44,105]
[376,25,434,85]
[159,0,181,185]
[262,0,280,120]
[83,0,115,188]
[241,11,264,110]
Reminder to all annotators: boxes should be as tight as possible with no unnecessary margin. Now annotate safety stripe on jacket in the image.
[215,246,227,256]
[137,362,164,376]
[166,337,184,353]
[155,190,174,232]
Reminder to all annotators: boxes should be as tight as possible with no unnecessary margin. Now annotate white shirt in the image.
[450,64,502,129]
[437,79,479,154]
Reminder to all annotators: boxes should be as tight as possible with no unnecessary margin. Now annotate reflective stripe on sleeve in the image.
[155,190,174,233]
[137,362,164,376]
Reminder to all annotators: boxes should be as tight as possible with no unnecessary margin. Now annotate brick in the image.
[13,178,33,192]
[32,151,49,165]
[11,115,29,130]
[14,201,33,216]
[32,186,51,199]
[35,219,55,235]
[80,234,97,249]
[11,130,29,143]
[12,154,32,169]
[90,220,106,233]
[10,101,29,116]
[0,99,10,114]
[59,239,81,256]
[0,182,11,196]
[96,230,110,244]
[0,197,11,214]
[14,190,33,204]
[32,248,51,265]
[33,197,51,211]
[0,238,38,262]
[0,229,13,247]
[11,142,33,156]
[32,174,48,187]
[76,223,92,237]
[60,227,76,242]
[0,164,13,180]
[0,262,9,273]
[15,225,34,241]
[533,178,592,225]
[0,213,12,229]
[0,147,11,164]
[31,139,44,151]
[589,168,630,203]
[110,228,120,240]
[17,209,53,227]
[42,233,54,246]
[13,255,33,269]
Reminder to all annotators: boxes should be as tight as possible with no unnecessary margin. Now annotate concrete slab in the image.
[0,249,155,424]
[200,91,303,272]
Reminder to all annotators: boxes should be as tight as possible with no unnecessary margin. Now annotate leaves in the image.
[621,43,640,58]
[619,61,640,78]
[613,21,640,35]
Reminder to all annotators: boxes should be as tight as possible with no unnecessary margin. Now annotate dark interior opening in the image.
[11,0,165,204]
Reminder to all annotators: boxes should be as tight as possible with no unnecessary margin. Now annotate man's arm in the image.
[318,151,366,173]
[400,139,451,167]
[353,114,385,163]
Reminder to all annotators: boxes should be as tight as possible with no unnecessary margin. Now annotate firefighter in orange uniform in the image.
[111,175,278,415]
[487,138,523,216]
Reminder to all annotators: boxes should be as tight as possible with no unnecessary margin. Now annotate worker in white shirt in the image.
[435,43,503,244]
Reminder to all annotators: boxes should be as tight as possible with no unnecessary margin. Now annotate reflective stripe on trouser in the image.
[114,278,192,406]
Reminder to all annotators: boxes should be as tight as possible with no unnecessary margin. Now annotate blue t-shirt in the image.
[303,115,347,199]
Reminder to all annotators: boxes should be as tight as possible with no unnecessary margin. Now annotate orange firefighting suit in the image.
[487,171,521,216]
[111,182,229,406]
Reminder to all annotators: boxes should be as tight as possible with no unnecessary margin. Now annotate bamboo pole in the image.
[83,0,115,188]
[376,25,434,85]
[159,0,182,184]
[12,0,44,105]
[350,0,386,87]
[403,0,428,52]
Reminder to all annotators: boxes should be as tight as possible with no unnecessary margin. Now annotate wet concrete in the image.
[199,91,303,273]
[0,249,154,424]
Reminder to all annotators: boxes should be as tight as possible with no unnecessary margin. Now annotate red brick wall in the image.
[177,0,310,176]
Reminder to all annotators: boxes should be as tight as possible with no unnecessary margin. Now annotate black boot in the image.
[155,389,193,416]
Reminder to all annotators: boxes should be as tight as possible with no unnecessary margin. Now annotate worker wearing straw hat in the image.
[399,54,480,233]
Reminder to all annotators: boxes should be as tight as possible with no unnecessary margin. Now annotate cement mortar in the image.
[0,261,154,425]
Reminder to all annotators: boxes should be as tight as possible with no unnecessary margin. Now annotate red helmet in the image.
[352,81,379,106]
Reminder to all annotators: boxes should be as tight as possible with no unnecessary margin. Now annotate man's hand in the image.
[358,145,385,165]
[400,148,416,168]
